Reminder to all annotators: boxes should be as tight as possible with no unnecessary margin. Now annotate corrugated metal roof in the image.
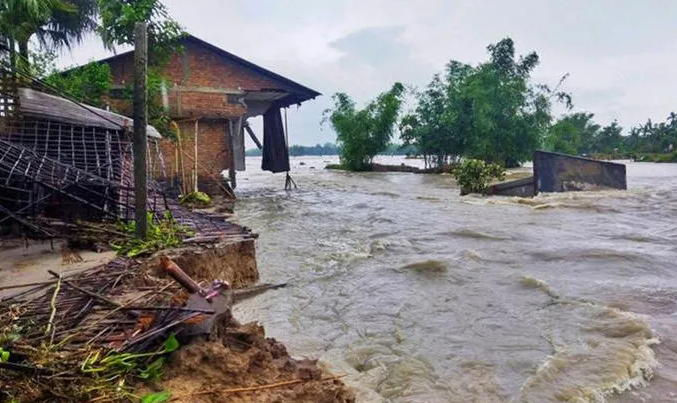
[18,88,161,138]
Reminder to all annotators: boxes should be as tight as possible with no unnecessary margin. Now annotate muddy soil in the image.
[145,322,355,403]
[1,238,352,403]
[146,239,258,288]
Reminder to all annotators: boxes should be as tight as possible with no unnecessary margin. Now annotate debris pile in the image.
[0,257,193,401]
[0,257,354,403]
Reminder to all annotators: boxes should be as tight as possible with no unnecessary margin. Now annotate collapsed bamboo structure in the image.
[0,64,252,243]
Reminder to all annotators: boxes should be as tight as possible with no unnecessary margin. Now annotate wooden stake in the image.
[173,122,188,195]
[194,118,199,192]
[227,119,237,189]
[133,22,148,239]
[45,274,62,342]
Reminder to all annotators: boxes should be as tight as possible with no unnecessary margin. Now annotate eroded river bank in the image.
[233,156,677,403]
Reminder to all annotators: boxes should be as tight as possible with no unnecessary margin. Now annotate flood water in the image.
[232,156,677,403]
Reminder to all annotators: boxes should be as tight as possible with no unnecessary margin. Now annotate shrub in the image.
[454,159,505,195]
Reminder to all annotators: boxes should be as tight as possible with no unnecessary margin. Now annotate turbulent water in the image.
[232,156,677,403]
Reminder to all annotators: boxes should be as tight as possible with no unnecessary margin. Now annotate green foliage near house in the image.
[97,0,183,54]
[6,0,185,138]
[44,61,112,108]
[455,159,505,195]
[97,0,184,138]
[323,82,406,171]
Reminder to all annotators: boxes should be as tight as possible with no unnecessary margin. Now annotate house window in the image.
[227,94,243,104]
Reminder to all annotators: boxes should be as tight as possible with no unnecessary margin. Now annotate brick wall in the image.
[104,39,287,189]
[151,118,231,195]
[164,42,283,91]
[105,40,285,118]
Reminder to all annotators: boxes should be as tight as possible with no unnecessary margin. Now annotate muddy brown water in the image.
[232,156,677,403]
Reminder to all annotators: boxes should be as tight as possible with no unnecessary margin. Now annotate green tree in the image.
[592,120,623,154]
[460,38,565,167]
[96,0,184,137]
[0,0,97,71]
[620,116,676,155]
[546,112,599,155]
[401,61,475,169]
[97,0,182,59]
[546,118,579,155]
[402,38,570,169]
[45,61,112,108]
[323,83,406,171]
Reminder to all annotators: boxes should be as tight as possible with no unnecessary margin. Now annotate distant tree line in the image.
[546,112,676,159]
[245,142,419,157]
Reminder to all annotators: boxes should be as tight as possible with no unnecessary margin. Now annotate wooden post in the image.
[227,119,237,189]
[194,118,199,192]
[133,22,148,239]
[173,122,188,195]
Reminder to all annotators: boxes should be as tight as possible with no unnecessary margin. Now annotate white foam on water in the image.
[518,304,659,403]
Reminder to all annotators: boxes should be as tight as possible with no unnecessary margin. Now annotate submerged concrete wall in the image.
[533,151,627,193]
[486,176,535,197]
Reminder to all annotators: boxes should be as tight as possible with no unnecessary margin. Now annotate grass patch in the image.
[325,163,350,170]
[110,212,194,257]
[179,191,212,208]
[634,152,677,163]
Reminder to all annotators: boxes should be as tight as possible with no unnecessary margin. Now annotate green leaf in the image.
[164,334,179,352]
[139,357,165,380]
[141,391,171,403]
[0,349,10,362]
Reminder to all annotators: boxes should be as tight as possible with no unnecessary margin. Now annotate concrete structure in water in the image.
[486,150,627,197]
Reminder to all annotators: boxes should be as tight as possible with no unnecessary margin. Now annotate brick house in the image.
[97,34,320,194]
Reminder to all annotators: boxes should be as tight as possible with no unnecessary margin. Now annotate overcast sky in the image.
[58,0,677,146]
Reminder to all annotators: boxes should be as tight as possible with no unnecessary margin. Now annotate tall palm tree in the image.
[0,0,50,69]
[0,0,97,72]
[35,0,98,55]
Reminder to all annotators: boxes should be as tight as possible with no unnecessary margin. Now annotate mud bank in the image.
[0,237,353,403]
[148,322,354,403]
[144,242,355,403]
[147,239,259,288]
